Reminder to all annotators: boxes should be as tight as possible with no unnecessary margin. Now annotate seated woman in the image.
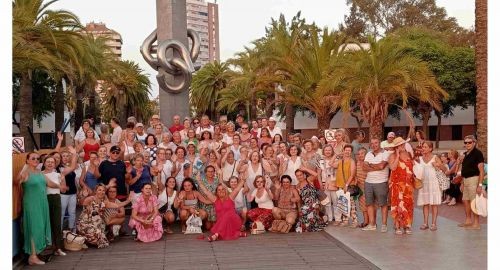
[196,174,248,241]
[247,175,275,230]
[77,184,131,248]
[129,183,163,242]
[228,176,249,231]
[272,175,300,227]
[103,186,126,241]
[295,169,326,232]
[176,178,211,233]
[126,153,153,200]
[157,176,178,234]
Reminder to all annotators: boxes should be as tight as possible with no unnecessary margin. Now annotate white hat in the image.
[268,117,277,122]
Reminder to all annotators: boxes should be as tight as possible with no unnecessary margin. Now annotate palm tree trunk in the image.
[54,79,65,138]
[75,86,84,133]
[19,72,34,151]
[285,103,294,134]
[436,111,442,149]
[422,109,431,139]
[317,114,331,135]
[475,0,487,159]
[369,116,384,140]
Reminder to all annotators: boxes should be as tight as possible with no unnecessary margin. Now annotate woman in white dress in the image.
[416,141,445,231]
[245,151,263,196]
[279,144,302,186]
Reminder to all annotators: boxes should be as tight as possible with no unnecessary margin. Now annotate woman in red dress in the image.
[388,137,415,235]
[77,129,100,161]
[196,174,247,241]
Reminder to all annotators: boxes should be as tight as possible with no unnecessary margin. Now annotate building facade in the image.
[84,22,123,59]
[186,0,220,66]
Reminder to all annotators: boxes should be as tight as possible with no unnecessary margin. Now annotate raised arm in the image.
[54,131,64,153]
[61,146,78,176]
[195,174,217,203]
[228,178,245,200]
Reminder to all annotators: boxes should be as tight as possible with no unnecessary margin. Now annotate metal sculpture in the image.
[141,28,200,94]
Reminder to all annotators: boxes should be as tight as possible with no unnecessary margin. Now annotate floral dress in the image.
[389,158,414,228]
[128,195,163,242]
[77,200,109,248]
[198,176,219,222]
[296,184,326,232]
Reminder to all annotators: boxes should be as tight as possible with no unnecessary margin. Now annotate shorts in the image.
[462,176,479,201]
[364,182,388,206]
[159,205,178,218]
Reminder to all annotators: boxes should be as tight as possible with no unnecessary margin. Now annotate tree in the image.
[100,60,151,123]
[326,36,448,139]
[13,0,82,150]
[190,61,231,119]
[475,0,487,159]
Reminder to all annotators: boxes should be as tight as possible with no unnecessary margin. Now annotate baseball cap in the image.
[388,132,396,138]
[110,146,121,153]
[136,123,144,128]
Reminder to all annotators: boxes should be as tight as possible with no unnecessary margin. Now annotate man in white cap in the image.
[267,117,282,138]
[135,123,147,143]
[380,131,396,150]
[146,114,168,135]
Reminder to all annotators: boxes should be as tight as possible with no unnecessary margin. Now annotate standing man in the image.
[458,135,485,230]
[169,114,184,134]
[195,115,214,137]
[267,117,283,138]
[380,131,396,150]
[146,114,168,134]
[98,145,128,201]
[361,138,390,233]
[135,123,147,143]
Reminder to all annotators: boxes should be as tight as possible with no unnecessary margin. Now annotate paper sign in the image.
[324,129,337,143]
[12,137,25,153]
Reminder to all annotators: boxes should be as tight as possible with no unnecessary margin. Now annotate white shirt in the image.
[364,150,390,184]
[229,145,241,160]
[45,171,61,195]
[246,163,263,194]
[74,127,99,143]
[268,126,283,138]
[251,189,274,209]
[195,125,214,136]
[222,133,234,146]
[151,160,174,185]
[222,161,239,182]
[136,133,147,143]
[111,126,122,145]
[284,156,302,185]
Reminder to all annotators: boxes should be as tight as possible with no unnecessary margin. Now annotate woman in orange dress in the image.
[387,137,415,235]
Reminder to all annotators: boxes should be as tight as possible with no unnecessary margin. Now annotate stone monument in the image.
[140,0,200,123]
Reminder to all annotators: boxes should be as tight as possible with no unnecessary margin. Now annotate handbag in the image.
[413,178,423,189]
[472,193,487,217]
[270,220,292,233]
[335,190,351,216]
[452,175,463,185]
[318,189,330,206]
[63,230,86,251]
[412,162,424,189]
[347,185,361,197]
[185,214,203,234]
[251,221,266,235]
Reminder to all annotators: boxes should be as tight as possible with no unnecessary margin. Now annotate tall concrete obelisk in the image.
[141,0,200,124]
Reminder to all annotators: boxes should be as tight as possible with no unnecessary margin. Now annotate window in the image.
[451,125,462,140]
[40,133,55,149]
[428,126,437,141]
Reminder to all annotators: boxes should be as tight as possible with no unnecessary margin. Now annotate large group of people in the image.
[16,113,486,265]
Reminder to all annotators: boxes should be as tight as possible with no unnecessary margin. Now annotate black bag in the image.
[347,185,361,197]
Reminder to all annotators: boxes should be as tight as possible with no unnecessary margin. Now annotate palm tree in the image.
[100,60,151,123]
[190,61,231,119]
[13,0,82,151]
[475,0,487,159]
[326,36,448,139]
[268,26,347,132]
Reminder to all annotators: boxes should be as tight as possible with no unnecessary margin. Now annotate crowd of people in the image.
[16,113,486,265]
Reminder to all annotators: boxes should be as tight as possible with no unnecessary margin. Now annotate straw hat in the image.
[386,137,408,148]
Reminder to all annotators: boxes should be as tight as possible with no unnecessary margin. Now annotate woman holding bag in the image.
[332,145,358,228]
[387,137,415,235]
[416,141,444,231]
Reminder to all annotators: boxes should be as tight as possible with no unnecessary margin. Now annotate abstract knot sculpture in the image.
[141,28,200,94]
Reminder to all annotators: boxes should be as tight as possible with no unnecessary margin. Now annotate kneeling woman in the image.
[158,176,178,234]
[129,183,163,242]
[176,178,212,232]
[78,184,131,248]
[247,175,275,230]
[196,175,248,241]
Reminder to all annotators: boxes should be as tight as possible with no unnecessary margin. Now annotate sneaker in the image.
[132,229,137,236]
[113,225,121,237]
[381,224,388,233]
[361,224,377,231]
[447,198,456,206]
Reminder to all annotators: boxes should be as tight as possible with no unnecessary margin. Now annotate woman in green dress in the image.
[17,152,60,265]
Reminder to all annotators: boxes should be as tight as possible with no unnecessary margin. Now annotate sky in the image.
[49,0,476,99]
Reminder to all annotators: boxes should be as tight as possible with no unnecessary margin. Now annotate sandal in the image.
[358,223,367,228]
[164,228,174,234]
[430,224,437,231]
[419,224,429,230]
[395,228,403,235]
[458,223,472,227]
[405,227,413,235]
[207,233,219,242]
[239,232,248,237]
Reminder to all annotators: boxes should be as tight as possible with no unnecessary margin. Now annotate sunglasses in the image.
[193,122,200,124]
[464,141,474,145]
[241,127,248,129]
[30,157,40,161]
[111,151,120,154]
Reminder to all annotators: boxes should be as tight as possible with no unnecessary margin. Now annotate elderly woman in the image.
[99,123,112,145]
[247,175,275,230]
[388,137,415,235]
[258,128,273,148]
[77,184,131,248]
[280,144,302,186]
[228,176,249,231]
[18,153,61,265]
[151,147,175,186]
[120,129,136,161]
[103,186,126,241]
[319,144,336,223]
[179,119,192,141]
[262,144,279,184]
[197,165,221,230]
[158,132,172,150]
[222,121,237,147]
[126,153,153,199]
[332,144,358,227]
[172,146,191,191]
[295,169,326,232]
[272,175,300,227]
[176,178,211,233]
[300,140,322,189]
[416,141,444,231]
[355,147,369,228]
[221,150,239,184]
[129,183,163,242]
[76,129,100,162]
[196,175,248,241]
[144,134,158,162]
[184,128,199,149]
